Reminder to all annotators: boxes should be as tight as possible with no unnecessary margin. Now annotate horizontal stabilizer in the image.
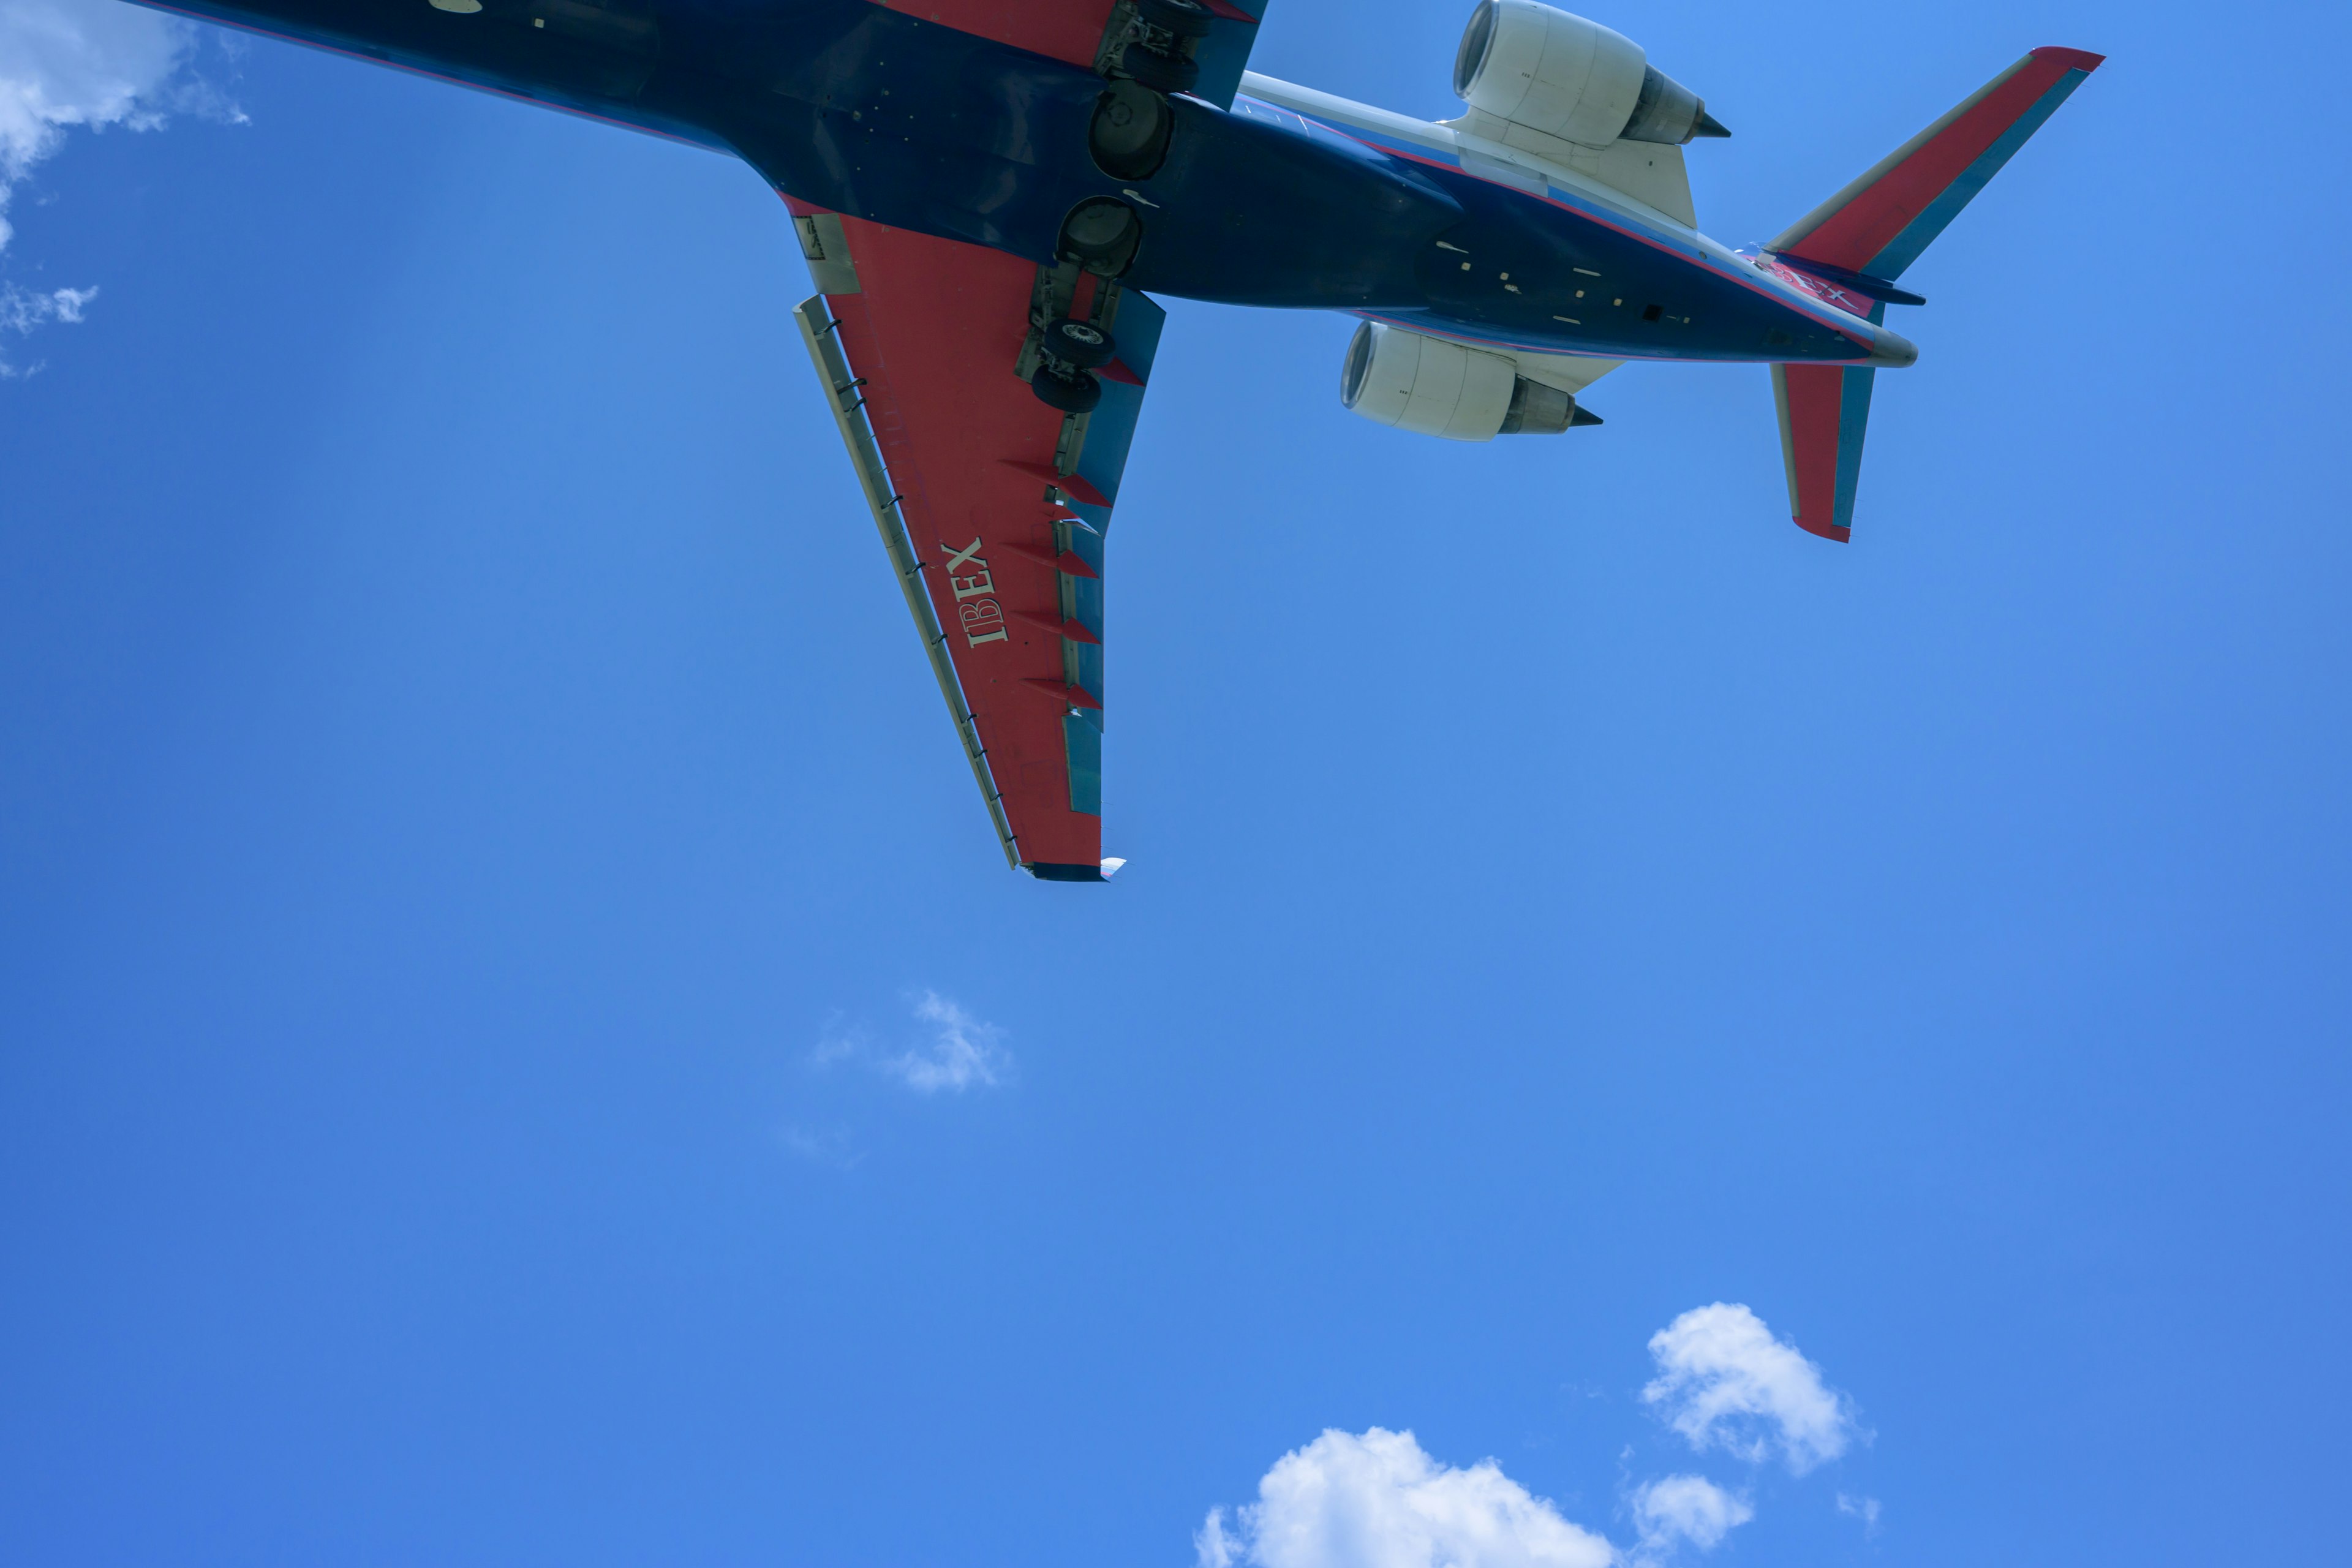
[1771,46,2105,282]
[1768,254,1926,308]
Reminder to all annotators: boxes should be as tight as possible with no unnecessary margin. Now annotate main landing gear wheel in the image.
[1042,317,1116,369]
[1135,0,1214,40]
[1121,43,1199,95]
[1030,364,1104,414]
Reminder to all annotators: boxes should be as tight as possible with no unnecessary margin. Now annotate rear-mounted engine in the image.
[1452,0,1726,148]
[1340,322,1600,441]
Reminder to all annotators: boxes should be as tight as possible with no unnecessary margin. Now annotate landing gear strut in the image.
[1020,191,1140,415]
[1120,0,1210,94]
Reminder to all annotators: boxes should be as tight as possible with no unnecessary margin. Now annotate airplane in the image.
[126,0,2102,880]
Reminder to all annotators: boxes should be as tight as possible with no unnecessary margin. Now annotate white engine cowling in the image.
[1453,0,1717,148]
[1341,322,1586,441]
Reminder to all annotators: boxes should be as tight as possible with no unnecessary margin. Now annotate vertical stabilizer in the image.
[1774,360,1877,544]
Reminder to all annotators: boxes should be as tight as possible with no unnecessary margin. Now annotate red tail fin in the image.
[1774,363,1875,543]
[1770,47,2103,541]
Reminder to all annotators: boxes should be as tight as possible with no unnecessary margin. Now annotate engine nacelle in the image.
[1341,322,1588,442]
[1453,0,1719,148]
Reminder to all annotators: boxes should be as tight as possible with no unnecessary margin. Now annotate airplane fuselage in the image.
[138,0,1907,364]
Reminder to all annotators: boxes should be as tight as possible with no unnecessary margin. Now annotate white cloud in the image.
[1199,1310,1866,1568]
[1197,1428,1613,1568]
[1642,1303,1856,1474]
[1630,1476,1752,1558]
[1,0,223,247]
[809,992,1010,1093]
[0,0,243,366]
[882,989,1008,1093]
[781,1123,859,1167]
[807,1012,865,1068]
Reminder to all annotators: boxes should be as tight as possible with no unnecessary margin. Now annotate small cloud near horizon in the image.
[1630,1475,1753,1559]
[807,990,1011,1094]
[1200,1303,1861,1567]
[781,1123,859,1168]
[1196,1428,1611,1568]
[1836,1492,1882,1534]
[1642,1303,1860,1474]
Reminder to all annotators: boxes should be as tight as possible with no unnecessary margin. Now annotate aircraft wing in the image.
[788,205,1164,881]
[897,0,1270,109]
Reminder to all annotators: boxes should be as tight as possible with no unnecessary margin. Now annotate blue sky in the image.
[1,0,2346,1563]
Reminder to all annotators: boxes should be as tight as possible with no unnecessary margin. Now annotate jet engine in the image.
[1452,0,1725,148]
[1341,322,1597,442]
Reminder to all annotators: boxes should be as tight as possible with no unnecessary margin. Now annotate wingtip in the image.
[1793,515,1852,544]
[2033,46,2107,72]
[1025,859,1126,883]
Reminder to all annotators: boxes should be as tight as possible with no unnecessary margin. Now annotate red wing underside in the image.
[791,203,1164,878]
[880,0,1270,108]
[881,0,1114,68]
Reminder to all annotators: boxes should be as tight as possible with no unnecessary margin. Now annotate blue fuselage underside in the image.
[136,0,1874,363]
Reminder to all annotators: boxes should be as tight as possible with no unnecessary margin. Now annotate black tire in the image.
[1031,365,1103,415]
[1042,317,1116,370]
[1121,43,1199,95]
[1090,80,1172,181]
[1058,197,1142,275]
[1136,0,1215,40]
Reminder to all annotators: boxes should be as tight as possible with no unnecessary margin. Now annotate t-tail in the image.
[1770,46,2105,541]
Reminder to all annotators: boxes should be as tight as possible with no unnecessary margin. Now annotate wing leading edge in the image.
[790,205,1163,880]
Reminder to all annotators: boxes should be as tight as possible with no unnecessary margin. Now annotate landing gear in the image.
[1120,43,1198,95]
[1024,197,1139,415]
[1031,364,1104,414]
[1136,0,1213,39]
[1119,45,1194,95]
[1041,317,1115,369]
[1028,317,1117,412]
[1117,0,1210,96]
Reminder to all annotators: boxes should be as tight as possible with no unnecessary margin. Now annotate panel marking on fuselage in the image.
[1238,93,1883,361]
